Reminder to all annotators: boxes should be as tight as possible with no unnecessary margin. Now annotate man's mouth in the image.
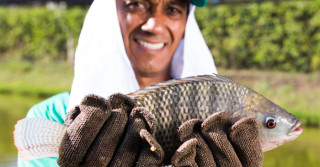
[136,39,165,50]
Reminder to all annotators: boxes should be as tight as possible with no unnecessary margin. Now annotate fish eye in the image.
[265,116,276,129]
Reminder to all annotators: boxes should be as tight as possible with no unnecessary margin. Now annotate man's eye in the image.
[126,2,147,12]
[166,7,184,19]
[169,7,180,14]
[129,2,142,7]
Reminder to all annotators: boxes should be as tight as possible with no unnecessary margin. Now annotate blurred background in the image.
[0,0,319,166]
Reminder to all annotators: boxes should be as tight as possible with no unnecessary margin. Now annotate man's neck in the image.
[135,71,172,88]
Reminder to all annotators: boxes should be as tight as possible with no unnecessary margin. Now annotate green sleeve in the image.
[17,92,70,167]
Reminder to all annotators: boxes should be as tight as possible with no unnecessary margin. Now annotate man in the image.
[66,0,217,111]
[18,0,262,166]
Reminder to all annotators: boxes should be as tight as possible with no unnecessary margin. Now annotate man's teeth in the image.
[137,40,164,50]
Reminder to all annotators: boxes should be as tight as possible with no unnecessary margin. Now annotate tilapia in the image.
[14,74,303,162]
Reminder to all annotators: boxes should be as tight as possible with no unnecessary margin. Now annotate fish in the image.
[14,74,303,162]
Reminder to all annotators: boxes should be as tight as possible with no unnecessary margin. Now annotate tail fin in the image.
[14,118,67,160]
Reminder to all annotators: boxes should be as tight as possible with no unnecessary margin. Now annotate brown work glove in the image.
[172,112,263,167]
[57,93,164,167]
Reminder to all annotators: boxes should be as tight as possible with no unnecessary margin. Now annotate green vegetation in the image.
[196,0,320,72]
[0,6,87,61]
[2,1,320,72]
[0,59,73,97]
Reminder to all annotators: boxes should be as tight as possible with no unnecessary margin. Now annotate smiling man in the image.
[17,0,263,166]
[116,0,189,88]
[66,0,217,111]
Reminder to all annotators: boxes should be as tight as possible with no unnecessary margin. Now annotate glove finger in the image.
[58,94,112,167]
[201,112,242,167]
[81,108,128,166]
[109,107,155,166]
[175,119,216,167]
[177,119,201,141]
[108,93,136,111]
[229,117,263,167]
[171,138,198,167]
[136,129,164,167]
[64,106,81,126]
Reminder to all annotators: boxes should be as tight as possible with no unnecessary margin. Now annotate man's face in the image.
[116,0,188,77]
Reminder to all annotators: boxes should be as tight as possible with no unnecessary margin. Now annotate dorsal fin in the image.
[128,74,233,99]
[155,74,233,87]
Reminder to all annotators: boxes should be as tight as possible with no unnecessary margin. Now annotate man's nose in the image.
[141,17,165,34]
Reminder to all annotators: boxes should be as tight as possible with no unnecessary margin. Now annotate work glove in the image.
[57,93,164,167]
[172,112,263,167]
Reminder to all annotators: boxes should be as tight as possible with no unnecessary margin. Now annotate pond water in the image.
[263,127,320,167]
[0,94,319,166]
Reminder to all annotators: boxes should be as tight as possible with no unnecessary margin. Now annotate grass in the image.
[0,59,73,97]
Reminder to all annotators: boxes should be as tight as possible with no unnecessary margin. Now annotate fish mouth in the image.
[288,119,303,136]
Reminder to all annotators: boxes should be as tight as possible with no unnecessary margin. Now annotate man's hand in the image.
[172,112,263,167]
[57,94,164,167]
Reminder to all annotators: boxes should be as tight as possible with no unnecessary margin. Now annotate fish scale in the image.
[129,75,250,159]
